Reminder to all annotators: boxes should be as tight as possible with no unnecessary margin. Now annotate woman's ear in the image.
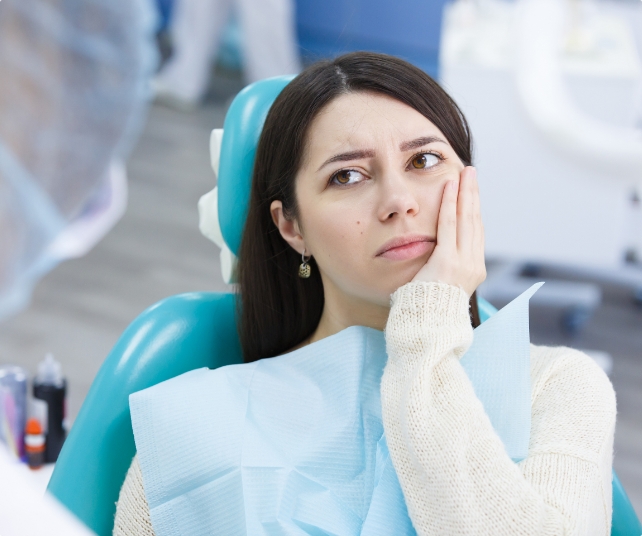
[270,200,305,255]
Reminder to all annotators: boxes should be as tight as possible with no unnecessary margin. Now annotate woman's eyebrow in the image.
[317,149,376,172]
[399,136,447,151]
[316,136,446,172]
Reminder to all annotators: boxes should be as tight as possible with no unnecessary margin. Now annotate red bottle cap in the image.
[25,418,43,435]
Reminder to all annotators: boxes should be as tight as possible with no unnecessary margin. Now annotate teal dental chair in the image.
[47,76,641,536]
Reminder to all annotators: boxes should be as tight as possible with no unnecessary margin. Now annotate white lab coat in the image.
[156,0,301,101]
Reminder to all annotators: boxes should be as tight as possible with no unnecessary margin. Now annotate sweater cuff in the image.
[390,281,471,328]
[385,281,473,363]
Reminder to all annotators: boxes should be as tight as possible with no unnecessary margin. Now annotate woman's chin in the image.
[376,263,428,299]
[383,254,432,280]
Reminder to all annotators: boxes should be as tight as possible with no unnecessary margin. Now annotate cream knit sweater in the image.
[113,282,616,535]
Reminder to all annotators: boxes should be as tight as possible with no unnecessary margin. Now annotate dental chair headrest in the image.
[199,75,294,283]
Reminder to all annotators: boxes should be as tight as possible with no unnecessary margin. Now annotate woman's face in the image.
[275,91,466,309]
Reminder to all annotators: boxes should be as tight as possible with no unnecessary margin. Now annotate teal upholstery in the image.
[47,293,242,535]
[218,75,294,256]
[477,296,498,324]
[48,77,640,536]
[613,472,642,536]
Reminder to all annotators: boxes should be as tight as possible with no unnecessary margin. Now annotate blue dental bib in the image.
[130,284,541,536]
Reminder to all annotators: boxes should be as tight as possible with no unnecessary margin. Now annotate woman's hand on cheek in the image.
[411,166,486,297]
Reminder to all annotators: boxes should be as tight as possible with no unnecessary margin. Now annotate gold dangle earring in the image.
[298,250,312,279]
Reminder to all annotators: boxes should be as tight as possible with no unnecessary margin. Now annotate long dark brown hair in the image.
[237,52,481,363]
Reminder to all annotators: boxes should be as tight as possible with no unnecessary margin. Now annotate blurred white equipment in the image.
[0,0,157,321]
[441,0,642,329]
[0,444,94,535]
[153,0,301,106]
[198,128,238,284]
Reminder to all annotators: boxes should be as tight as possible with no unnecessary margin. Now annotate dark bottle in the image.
[33,353,67,463]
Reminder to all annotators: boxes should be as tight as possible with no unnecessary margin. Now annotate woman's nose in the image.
[376,172,420,222]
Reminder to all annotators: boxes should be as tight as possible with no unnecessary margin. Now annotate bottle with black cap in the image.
[33,353,67,463]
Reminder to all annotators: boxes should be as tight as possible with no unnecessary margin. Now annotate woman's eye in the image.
[410,153,440,169]
[331,169,365,186]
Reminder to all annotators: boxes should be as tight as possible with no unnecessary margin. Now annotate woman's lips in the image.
[378,239,435,261]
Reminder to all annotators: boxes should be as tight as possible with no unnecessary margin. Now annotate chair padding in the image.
[47,292,241,535]
[217,75,294,255]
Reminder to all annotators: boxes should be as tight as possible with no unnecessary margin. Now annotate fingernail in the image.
[470,167,477,180]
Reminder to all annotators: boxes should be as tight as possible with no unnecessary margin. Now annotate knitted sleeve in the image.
[381,281,616,536]
[113,455,155,536]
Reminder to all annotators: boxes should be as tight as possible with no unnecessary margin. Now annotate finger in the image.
[471,171,486,280]
[436,178,458,253]
[457,167,476,250]
[470,168,484,250]
[471,167,482,223]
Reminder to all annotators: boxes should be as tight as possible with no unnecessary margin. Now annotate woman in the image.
[114,52,616,535]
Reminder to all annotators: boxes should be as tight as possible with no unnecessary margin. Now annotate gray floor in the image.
[0,83,640,518]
